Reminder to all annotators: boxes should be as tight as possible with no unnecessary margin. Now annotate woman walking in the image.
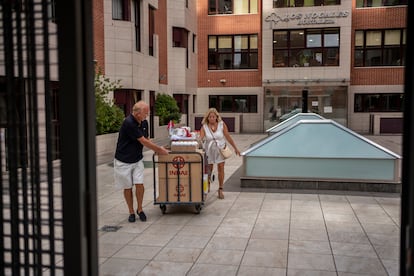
[199,108,240,199]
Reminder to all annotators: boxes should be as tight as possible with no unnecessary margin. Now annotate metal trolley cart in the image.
[153,151,205,214]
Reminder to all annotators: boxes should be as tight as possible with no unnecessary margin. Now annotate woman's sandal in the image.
[218,187,224,199]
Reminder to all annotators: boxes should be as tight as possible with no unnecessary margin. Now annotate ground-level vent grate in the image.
[99,225,122,232]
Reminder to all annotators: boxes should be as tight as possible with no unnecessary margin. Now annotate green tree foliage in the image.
[95,69,125,135]
[154,93,181,126]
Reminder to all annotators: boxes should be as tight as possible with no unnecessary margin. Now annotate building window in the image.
[134,0,141,52]
[209,95,257,113]
[173,27,189,67]
[234,0,258,14]
[354,93,404,112]
[273,0,340,8]
[173,94,189,114]
[208,34,258,70]
[112,0,130,21]
[149,5,155,56]
[193,34,196,53]
[209,0,257,15]
[173,27,188,48]
[354,29,406,67]
[114,89,142,116]
[273,28,339,67]
[209,0,233,14]
[356,0,407,8]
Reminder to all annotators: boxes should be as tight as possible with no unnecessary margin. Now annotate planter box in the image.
[96,133,118,165]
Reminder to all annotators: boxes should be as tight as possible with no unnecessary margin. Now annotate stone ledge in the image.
[240,178,401,193]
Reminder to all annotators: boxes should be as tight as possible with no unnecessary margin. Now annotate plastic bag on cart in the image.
[170,126,197,140]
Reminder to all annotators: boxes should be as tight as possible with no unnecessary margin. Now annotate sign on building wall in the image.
[265,10,349,27]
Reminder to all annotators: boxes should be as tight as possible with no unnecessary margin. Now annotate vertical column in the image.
[302,89,308,113]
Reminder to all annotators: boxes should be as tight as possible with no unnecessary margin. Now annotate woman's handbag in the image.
[220,144,233,159]
[207,125,232,159]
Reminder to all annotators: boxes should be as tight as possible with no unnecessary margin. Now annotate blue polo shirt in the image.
[115,114,149,163]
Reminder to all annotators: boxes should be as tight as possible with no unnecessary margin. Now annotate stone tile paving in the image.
[98,134,401,276]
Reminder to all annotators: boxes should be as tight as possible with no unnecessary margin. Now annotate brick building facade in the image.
[97,0,407,135]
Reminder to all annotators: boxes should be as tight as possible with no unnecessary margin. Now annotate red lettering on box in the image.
[169,170,188,176]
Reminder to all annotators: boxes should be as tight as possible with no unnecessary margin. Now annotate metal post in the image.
[56,0,98,275]
[401,2,414,275]
[302,89,308,113]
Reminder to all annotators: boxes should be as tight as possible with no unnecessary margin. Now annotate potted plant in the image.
[154,94,181,126]
[95,68,124,135]
[94,68,124,164]
[299,50,312,67]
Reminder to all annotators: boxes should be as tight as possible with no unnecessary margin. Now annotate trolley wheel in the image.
[195,204,202,214]
[159,204,167,214]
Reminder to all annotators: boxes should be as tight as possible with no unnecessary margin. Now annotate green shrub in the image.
[154,94,181,126]
[95,69,125,135]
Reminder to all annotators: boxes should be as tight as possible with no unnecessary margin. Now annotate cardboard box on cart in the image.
[156,150,204,203]
[170,140,199,152]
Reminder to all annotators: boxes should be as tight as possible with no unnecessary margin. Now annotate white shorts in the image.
[114,159,144,190]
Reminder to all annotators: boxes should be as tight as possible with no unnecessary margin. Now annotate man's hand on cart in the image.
[156,146,169,155]
[139,137,170,155]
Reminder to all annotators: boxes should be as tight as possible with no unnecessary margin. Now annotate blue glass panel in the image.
[245,157,396,181]
[247,120,399,159]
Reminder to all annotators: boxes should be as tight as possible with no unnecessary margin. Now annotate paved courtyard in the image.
[97,134,402,276]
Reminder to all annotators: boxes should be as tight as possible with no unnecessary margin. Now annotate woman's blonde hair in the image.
[201,108,222,125]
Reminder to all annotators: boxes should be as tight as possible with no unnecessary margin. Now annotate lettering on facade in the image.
[265,10,349,27]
